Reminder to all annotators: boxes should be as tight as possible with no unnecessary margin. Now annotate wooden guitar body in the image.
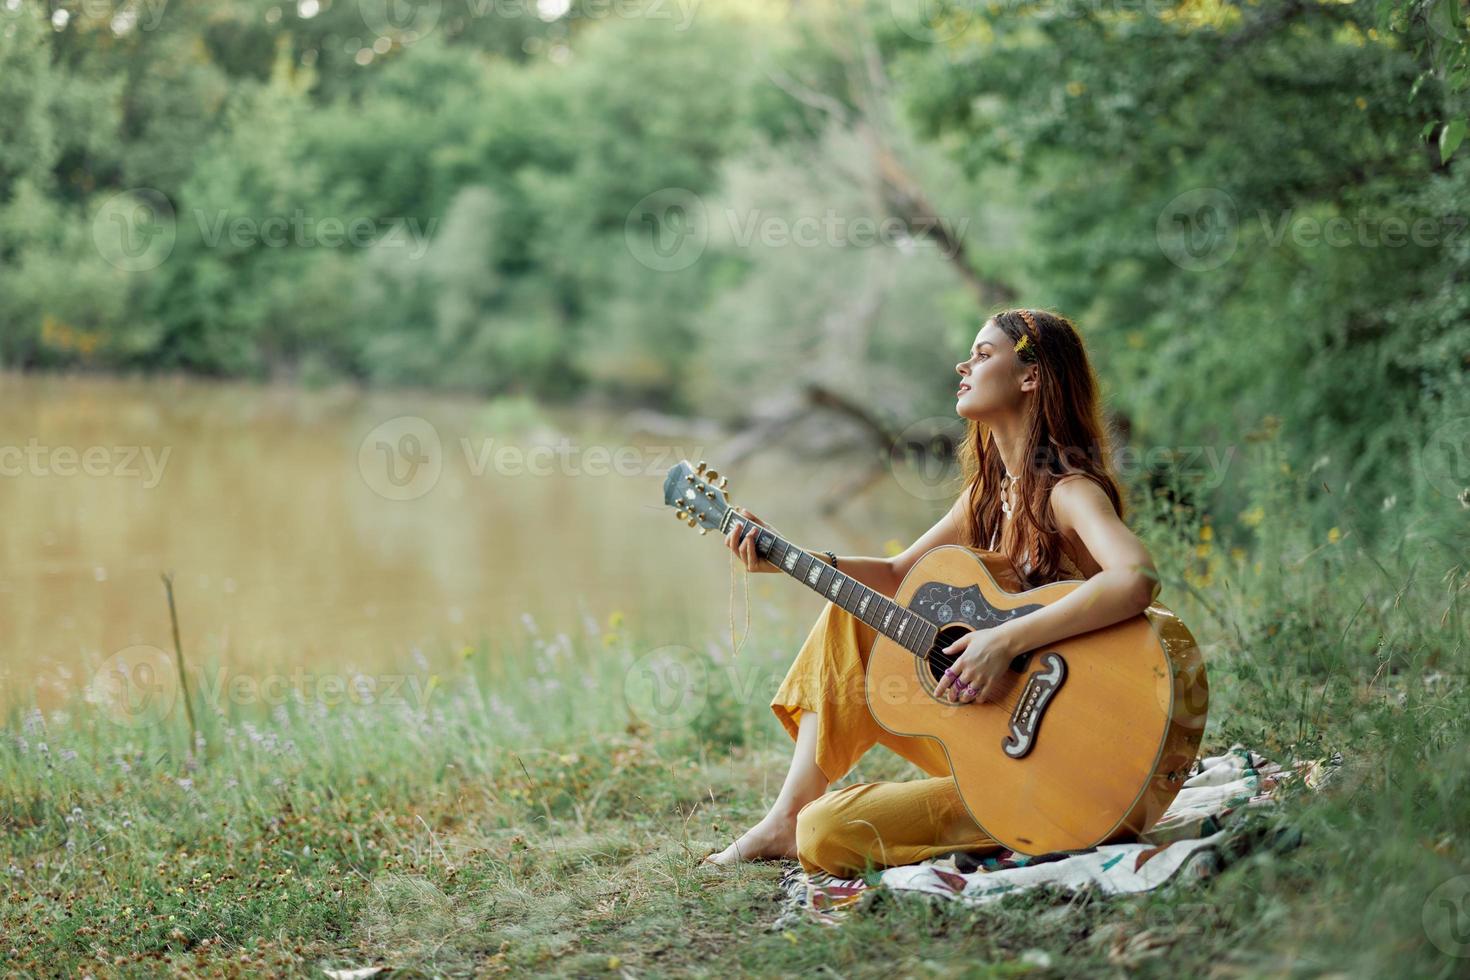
[864,545,1209,856]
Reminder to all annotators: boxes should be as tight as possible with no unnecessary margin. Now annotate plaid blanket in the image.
[770,744,1340,929]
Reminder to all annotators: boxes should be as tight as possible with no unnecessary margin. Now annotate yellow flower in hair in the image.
[1014,334,1031,355]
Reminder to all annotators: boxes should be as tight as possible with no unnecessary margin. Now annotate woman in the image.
[702,308,1161,875]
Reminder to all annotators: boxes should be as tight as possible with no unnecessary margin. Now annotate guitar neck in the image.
[717,510,937,657]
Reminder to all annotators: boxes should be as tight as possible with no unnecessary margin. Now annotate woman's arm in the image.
[995,477,1158,655]
[935,477,1158,704]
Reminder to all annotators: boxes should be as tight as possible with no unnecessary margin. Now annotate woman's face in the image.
[954,319,1035,422]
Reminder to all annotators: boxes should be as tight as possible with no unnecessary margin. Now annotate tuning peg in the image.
[719,477,729,490]
[706,469,719,481]
[675,509,687,520]
[698,527,709,535]
[686,517,697,527]
[696,460,707,474]
[704,491,716,500]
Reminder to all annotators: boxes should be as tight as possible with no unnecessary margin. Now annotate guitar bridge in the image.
[1001,652,1067,759]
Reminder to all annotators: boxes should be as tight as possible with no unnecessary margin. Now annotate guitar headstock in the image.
[662,459,732,535]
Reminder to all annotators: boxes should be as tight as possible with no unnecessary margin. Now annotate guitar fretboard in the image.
[719,512,938,657]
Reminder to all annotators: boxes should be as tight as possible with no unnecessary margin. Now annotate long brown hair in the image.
[957,308,1125,586]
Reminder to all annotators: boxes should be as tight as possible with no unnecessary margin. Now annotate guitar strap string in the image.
[728,544,751,658]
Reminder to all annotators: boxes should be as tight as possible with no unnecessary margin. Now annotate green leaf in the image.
[1422,120,1438,139]
[1440,118,1467,163]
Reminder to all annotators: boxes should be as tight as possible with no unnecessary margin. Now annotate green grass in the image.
[4,473,1469,977]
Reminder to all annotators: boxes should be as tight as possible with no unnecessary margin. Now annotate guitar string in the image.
[728,522,1036,712]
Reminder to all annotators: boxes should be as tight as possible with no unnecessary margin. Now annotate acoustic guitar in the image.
[663,458,1210,856]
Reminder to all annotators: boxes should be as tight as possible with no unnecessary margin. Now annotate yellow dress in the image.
[771,546,1090,877]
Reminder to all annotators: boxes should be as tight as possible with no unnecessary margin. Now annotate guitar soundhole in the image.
[923,625,1032,688]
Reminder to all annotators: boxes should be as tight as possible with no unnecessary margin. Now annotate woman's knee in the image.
[795,796,862,877]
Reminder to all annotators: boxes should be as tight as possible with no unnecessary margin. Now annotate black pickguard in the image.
[910,581,1047,683]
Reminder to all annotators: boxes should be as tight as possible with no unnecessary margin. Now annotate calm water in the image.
[1,373,954,717]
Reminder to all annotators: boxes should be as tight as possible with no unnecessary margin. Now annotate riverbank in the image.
[3,526,1467,976]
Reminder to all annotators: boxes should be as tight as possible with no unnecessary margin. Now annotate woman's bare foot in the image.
[702,812,799,866]
[702,709,826,868]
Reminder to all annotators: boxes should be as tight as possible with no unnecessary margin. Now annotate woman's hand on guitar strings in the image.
[724,507,778,573]
[935,626,1019,704]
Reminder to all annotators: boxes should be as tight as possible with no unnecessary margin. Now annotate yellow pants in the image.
[771,600,1004,877]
